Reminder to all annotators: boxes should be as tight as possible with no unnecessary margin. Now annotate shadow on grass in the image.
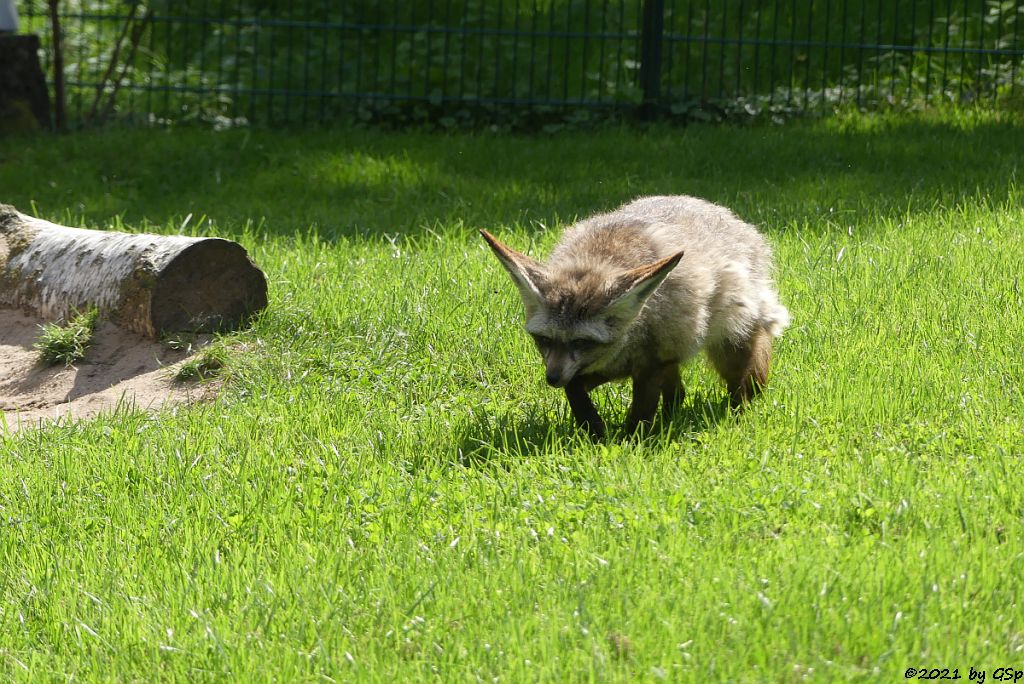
[0,112,1020,241]
[659,391,735,439]
[455,390,734,465]
[455,411,562,466]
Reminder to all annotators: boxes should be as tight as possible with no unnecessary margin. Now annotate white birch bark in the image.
[0,205,267,338]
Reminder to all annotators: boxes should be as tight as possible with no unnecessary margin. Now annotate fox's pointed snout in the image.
[545,368,568,387]
[542,349,579,388]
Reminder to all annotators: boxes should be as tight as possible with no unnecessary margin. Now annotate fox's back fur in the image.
[481,195,789,438]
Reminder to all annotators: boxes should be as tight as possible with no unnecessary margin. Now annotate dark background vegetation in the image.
[2,112,1021,240]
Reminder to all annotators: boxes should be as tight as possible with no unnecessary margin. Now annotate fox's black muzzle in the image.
[543,350,577,388]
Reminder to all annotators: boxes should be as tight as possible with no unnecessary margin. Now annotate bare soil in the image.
[1,308,217,433]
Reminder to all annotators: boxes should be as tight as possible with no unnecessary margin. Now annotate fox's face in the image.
[524,314,614,387]
[480,230,683,388]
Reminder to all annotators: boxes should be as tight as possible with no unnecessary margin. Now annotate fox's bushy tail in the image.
[760,293,791,338]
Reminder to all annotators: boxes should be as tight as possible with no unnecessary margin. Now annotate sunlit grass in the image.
[0,110,1022,681]
[33,307,100,367]
[173,344,229,382]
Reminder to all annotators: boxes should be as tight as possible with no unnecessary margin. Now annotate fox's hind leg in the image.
[707,326,773,408]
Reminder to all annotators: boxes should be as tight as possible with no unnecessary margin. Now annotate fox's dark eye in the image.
[570,339,600,352]
[532,334,553,347]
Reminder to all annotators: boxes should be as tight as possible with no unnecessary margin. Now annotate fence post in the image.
[639,0,665,119]
[0,34,52,131]
[0,0,18,33]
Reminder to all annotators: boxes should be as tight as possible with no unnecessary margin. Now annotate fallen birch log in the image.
[0,204,268,338]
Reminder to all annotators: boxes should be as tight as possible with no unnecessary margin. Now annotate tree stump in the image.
[0,34,51,132]
[0,205,268,338]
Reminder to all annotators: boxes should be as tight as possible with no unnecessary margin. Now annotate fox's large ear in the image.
[605,250,684,321]
[479,230,548,314]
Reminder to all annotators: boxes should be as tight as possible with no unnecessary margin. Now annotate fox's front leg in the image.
[565,376,606,440]
[660,364,685,420]
[624,364,677,434]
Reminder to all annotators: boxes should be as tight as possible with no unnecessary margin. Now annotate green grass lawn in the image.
[1,110,1023,681]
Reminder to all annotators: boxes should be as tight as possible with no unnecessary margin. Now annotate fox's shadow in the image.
[455,410,561,466]
[658,391,735,438]
[456,390,733,466]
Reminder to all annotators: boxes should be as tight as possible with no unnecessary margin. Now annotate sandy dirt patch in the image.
[1,308,217,433]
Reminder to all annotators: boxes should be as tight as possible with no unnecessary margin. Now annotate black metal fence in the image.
[18,0,1024,128]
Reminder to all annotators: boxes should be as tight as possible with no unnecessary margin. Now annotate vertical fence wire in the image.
[923,0,933,102]
[958,0,968,101]
[821,0,830,113]
[12,0,1024,128]
[751,0,762,104]
[1014,0,1021,96]
[975,0,984,101]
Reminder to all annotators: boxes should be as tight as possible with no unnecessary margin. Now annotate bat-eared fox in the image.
[481,195,789,439]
